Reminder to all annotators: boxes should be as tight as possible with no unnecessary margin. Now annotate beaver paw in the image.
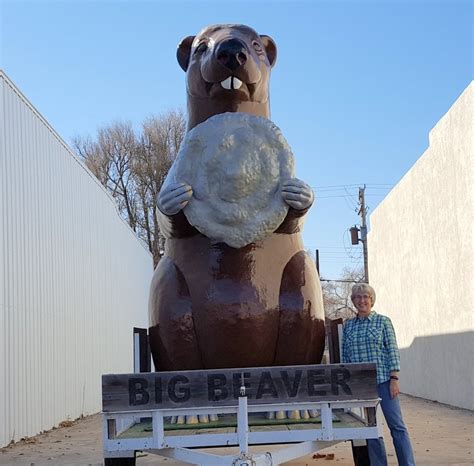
[281,178,314,210]
[158,182,193,215]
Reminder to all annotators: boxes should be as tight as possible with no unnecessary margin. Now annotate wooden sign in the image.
[102,363,377,412]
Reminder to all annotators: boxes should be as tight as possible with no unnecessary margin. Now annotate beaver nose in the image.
[216,39,247,71]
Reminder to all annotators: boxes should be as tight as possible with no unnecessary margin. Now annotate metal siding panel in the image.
[0,75,6,446]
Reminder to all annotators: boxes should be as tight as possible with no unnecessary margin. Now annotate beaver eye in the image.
[194,42,208,54]
[252,41,263,53]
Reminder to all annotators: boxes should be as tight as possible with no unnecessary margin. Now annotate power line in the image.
[310,246,350,249]
[343,228,361,260]
[343,186,359,211]
[312,183,394,189]
[320,278,362,283]
[312,184,362,189]
[316,194,362,199]
[309,183,390,278]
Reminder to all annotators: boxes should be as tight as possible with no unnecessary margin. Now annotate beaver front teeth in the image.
[221,76,243,90]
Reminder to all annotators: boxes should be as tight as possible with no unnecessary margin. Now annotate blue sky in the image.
[1,0,472,278]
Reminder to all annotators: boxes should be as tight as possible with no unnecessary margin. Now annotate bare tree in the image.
[132,111,186,265]
[73,121,139,230]
[322,266,364,321]
[73,110,186,267]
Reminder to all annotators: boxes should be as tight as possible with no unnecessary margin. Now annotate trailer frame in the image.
[103,395,382,465]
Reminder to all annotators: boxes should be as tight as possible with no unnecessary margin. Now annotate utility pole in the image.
[315,249,320,276]
[349,185,369,283]
[358,185,369,283]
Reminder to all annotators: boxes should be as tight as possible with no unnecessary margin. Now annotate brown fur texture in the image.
[149,24,326,371]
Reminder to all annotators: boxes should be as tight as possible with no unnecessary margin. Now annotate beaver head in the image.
[177,24,277,131]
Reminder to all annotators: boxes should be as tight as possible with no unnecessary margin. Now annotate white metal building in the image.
[368,82,473,410]
[0,71,153,447]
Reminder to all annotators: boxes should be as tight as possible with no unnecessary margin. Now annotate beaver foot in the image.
[170,414,219,425]
[266,409,318,420]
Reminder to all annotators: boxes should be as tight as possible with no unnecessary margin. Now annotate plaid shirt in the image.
[342,311,401,384]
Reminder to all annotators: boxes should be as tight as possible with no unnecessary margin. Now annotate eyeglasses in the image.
[352,294,371,300]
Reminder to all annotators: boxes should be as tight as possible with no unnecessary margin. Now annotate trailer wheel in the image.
[104,453,136,466]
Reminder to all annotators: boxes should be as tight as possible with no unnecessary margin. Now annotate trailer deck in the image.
[115,411,343,438]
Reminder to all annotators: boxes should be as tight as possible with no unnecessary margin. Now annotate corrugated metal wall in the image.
[0,71,153,447]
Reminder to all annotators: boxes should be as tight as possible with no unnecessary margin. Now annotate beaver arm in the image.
[275,206,310,234]
[157,209,199,238]
[158,205,309,238]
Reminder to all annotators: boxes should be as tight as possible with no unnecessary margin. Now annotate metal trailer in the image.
[102,365,381,465]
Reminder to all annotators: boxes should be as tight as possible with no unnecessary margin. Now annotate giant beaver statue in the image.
[149,24,325,372]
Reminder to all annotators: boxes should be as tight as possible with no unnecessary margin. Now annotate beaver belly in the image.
[195,284,280,368]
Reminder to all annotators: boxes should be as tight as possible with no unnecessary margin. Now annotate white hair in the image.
[351,283,376,304]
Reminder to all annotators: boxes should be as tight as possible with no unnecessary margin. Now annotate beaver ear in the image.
[177,35,195,71]
[260,35,277,68]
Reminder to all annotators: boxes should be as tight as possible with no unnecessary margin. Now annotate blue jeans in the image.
[367,381,416,466]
